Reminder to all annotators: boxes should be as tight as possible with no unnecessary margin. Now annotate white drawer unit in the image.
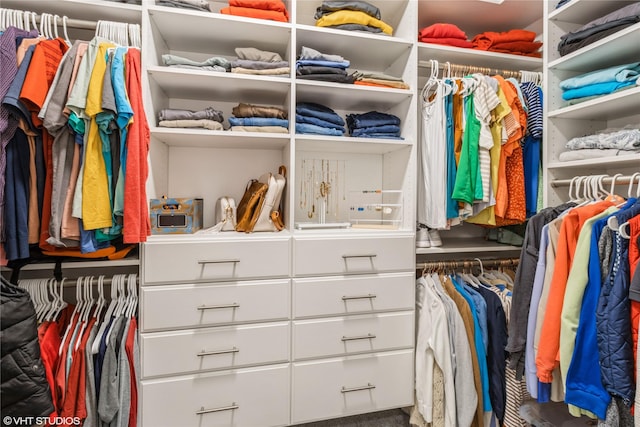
[141,364,290,427]
[140,279,290,331]
[292,312,414,360]
[291,350,414,424]
[141,322,290,378]
[293,273,415,318]
[293,234,414,276]
[143,238,290,284]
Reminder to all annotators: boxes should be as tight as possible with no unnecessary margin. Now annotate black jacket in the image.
[1,277,54,417]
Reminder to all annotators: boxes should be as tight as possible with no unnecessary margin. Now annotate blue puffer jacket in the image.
[1,278,54,417]
[596,230,634,403]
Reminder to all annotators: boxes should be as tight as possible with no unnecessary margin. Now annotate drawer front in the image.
[143,238,290,284]
[293,235,414,276]
[141,279,290,331]
[293,273,415,317]
[291,350,414,424]
[141,364,289,427]
[293,312,414,360]
[141,322,290,378]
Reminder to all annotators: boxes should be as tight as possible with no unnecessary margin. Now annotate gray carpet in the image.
[292,409,411,427]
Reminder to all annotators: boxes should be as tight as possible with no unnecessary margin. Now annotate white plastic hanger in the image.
[62,15,71,46]
[91,274,120,354]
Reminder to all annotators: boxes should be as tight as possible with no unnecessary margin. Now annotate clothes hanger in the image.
[52,14,59,39]
[61,15,71,46]
[91,273,121,354]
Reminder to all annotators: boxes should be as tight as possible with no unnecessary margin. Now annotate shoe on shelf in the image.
[416,228,431,248]
[428,229,442,247]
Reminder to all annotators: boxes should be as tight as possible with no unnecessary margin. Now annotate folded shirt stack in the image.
[156,0,211,12]
[558,3,640,57]
[314,0,392,35]
[472,29,542,57]
[352,71,409,89]
[559,126,640,161]
[295,102,345,136]
[418,23,473,49]
[296,46,354,84]
[228,102,289,133]
[346,111,402,139]
[158,106,225,130]
[220,0,290,22]
[559,62,640,103]
[162,53,231,73]
[231,47,290,76]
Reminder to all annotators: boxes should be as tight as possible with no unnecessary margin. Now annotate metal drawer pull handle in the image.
[198,259,240,265]
[197,303,240,310]
[196,403,239,415]
[341,383,376,393]
[342,333,376,342]
[342,294,377,301]
[342,254,377,259]
[197,347,239,357]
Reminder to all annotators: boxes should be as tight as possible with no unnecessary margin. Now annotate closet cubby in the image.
[544,0,640,207]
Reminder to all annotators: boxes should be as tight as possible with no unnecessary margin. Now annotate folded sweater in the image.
[220,6,288,22]
[316,10,393,35]
[472,29,537,50]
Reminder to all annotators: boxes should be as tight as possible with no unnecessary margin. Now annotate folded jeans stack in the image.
[559,61,640,103]
[314,0,393,35]
[296,102,345,136]
[231,47,290,76]
[158,106,225,130]
[228,102,289,133]
[162,53,230,73]
[220,0,289,22]
[296,46,354,84]
[346,111,402,139]
[418,23,473,49]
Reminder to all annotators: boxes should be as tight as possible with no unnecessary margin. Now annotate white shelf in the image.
[0,0,142,23]
[549,0,636,24]
[296,80,412,111]
[418,43,542,72]
[548,23,640,72]
[296,25,413,72]
[147,66,291,104]
[147,5,291,55]
[416,239,521,255]
[296,135,411,154]
[151,127,290,150]
[547,154,640,170]
[547,86,640,120]
[147,230,292,243]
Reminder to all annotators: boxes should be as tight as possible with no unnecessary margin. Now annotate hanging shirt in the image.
[452,88,482,205]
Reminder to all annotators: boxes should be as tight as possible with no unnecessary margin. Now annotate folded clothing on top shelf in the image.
[162,54,230,72]
[230,47,290,76]
[558,3,640,57]
[230,125,289,133]
[227,103,289,131]
[158,119,224,131]
[156,0,211,12]
[418,23,473,48]
[472,29,542,57]
[314,1,393,35]
[296,46,354,83]
[352,71,409,89]
[220,0,290,22]
[296,102,345,135]
[558,148,634,162]
[228,117,289,128]
[559,62,640,101]
[232,102,288,119]
[346,111,402,139]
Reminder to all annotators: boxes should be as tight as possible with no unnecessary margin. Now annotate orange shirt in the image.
[536,200,614,383]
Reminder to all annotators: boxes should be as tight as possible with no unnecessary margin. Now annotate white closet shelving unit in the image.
[415,0,544,258]
[544,0,640,206]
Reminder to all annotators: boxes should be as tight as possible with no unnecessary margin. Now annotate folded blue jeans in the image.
[351,124,401,136]
[296,114,345,130]
[295,123,344,136]
[346,111,401,129]
[296,59,350,69]
[228,116,289,127]
[296,102,345,126]
[356,133,403,140]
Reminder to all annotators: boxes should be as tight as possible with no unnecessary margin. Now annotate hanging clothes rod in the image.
[551,174,640,187]
[1,7,98,30]
[19,275,139,287]
[417,257,520,272]
[417,60,528,79]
